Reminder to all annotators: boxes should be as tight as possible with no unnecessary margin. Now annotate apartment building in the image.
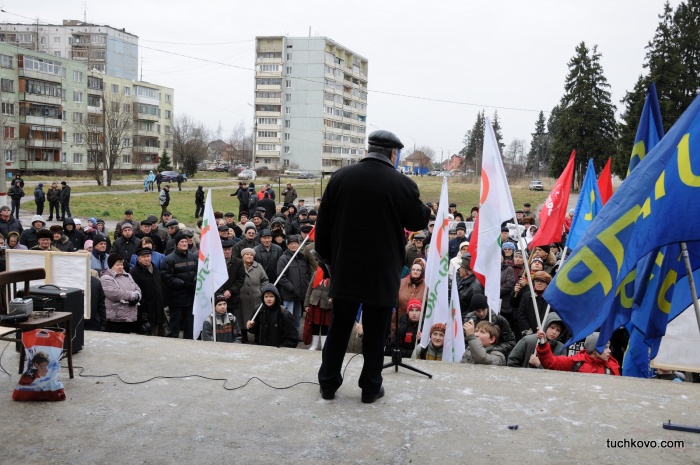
[0,43,173,174]
[253,36,367,173]
[0,20,138,79]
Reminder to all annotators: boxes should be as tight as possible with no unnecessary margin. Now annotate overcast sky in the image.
[5,0,679,160]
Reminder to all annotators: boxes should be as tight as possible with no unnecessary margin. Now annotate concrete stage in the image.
[0,332,698,464]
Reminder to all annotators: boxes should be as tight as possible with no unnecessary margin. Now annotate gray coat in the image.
[100,270,141,323]
[238,261,269,323]
[460,334,506,365]
[507,312,565,368]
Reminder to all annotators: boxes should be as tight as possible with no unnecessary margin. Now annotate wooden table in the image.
[17,312,74,379]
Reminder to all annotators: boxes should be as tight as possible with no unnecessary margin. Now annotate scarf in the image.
[424,343,443,361]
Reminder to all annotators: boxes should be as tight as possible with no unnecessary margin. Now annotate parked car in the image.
[529,180,544,191]
[298,171,315,179]
[214,164,231,172]
[161,171,185,182]
[238,169,257,181]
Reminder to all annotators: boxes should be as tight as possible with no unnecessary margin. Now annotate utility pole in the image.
[0,106,6,207]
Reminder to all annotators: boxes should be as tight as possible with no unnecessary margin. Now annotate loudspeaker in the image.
[18,285,84,354]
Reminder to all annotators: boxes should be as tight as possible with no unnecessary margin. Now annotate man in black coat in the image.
[59,181,71,220]
[217,240,246,322]
[130,247,166,336]
[160,233,198,339]
[259,192,276,221]
[316,129,431,403]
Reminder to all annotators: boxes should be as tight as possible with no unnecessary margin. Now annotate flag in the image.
[528,151,576,250]
[443,272,466,362]
[468,118,516,314]
[192,189,229,340]
[565,158,602,251]
[627,83,663,175]
[598,157,613,205]
[419,177,450,349]
[544,93,700,353]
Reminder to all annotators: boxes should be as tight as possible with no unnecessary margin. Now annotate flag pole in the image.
[412,283,431,358]
[539,245,568,331]
[680,242,700,334]
[249,230,313,323]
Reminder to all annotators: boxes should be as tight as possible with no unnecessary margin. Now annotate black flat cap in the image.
[165,219,179,227]
[368,130,404,149]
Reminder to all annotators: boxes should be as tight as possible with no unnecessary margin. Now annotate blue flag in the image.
[627,83,663,175]
[544,93,700,354]
[566,159,602,250]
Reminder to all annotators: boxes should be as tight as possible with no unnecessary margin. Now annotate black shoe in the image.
[361,386,384,404]
[320,386,336,400]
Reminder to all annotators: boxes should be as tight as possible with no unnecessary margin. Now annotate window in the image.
[165,94,171,104]
[257,52,282,59]
[91,35,105,44]
[73,91,83,103]
[62,111,66,121]
[61,89,66,101]
[255,105,281,112]
[1,102,14,116]
[111,102,119,112]
[111,84,119,93]
[285,119,290,128]
[286,67,292,74]
[88,94,101,107]
[257,117,279,125]
[256,78,282,86]
[285,80,291,88]
[4,127,15,139]
[5,149,15,162]
[61,152,67,164]
[53,51,61,57]
[73,153,83,164]
[122,138,130,147]
[0,54,12,69]
[1,79,13,92]
[164,110,171,119]
[257,144,278,151]
[123,103,131,113]
[53,36,61,44]
[284,146,290,154]
[134,86,160,99]
[285,94,291,102]
[165,126,172,135]
[123,87,131,96]
[284,133,290,141]
[72,112,83,124]
[63,132,67,143]
[73,133,83,144]
[122,154,131,164]
[255,91,281,99]
[73,70,84,83]
[40,36,47,45]
[283,159,289,166]
[285,107,291,114]
[258,131,278,138]
[258,64,280,72]
[286,53,292,60]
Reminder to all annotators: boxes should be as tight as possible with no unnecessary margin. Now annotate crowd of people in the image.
[0,168,687,384]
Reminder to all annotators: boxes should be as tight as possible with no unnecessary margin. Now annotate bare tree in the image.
[504,138,527,178]
[173,114,209,176]
[228,120,252,165]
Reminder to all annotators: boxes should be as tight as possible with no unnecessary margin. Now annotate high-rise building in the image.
[253,36,367,173]
[0,20,138,80]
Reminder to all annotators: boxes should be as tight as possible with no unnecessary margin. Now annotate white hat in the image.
[74,218,82,225]
[31,215,45,226]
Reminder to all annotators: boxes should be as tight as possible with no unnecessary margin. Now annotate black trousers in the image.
[48,201,60,220]
[168,305,194,339]
[318,299,391,395]
[35,201,44,216]
[194,202,204,218]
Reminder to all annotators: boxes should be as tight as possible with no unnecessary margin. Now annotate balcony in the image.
[19,92,61,106]
[87,105,103,114]
[255,98,281,105]
[133,111,160,122]
[256,84,282,91]
[133,145,160,153]
[256,136,281,144]
[256,57,283,64]
[133,127,159,137]
[19,68,62,83]
[19,115,62,125]
[22,139,62,149]
[255,110,281,118]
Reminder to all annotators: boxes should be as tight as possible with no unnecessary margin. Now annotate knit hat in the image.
[121,222,133,231]
[244,222,256,234]
[531,256,544,264]
[300,225,313,234]
[456,221,467,231]
[584,332,601,354]
[241,247,256,257]
[406,299,422,311]
[37,229,52,240]
[502,242,515,251]
[173,232,188,245]
[31,215,45,227]
[535,244,551,253]
[430,323,446,335]
[107,253,123,269]
[470,293,489,312]
[83,240,93,249]
[215,294,227,305]
[92,235,107,246]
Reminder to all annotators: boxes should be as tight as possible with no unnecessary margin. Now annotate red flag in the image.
[529,151,576,250]
[598,157,613,205]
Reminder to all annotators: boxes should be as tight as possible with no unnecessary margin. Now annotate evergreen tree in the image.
[526,111,548,175]
[550,42,618,188]
[158,149,173,172]
[459,110,485,171]
[491,111,505,155]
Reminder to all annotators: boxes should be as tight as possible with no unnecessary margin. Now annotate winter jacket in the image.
[461,334,506,365]
[253,243,283,283]
[259,197,276,220]
[100,269,141,323]
[251,283,298,348]
[195,187,205,205]
[237,188,250,209]
[86,275,107,331]
[233,237,259,259]
[59,185,71,203]
[515,289,548,335]
[47,187,61,203]
[62,218,85,250]
[282,186,297,205]
[238,261,269,322]
[52,235,75,252]
[537,344,621,375]
[129,250,165,270]
[0,217,23,237]
[392,275,425,336]
[160,248,198,307]
[8,185,24,201]
[390,313,419,358]
[202,312,242,343]
[507,312,566,368]
[90,250,109,276]
[216,255,246,314]
[19,227,41,249]
[500,264,515,314]
[276,248,309,301]
[404,245,425,269]
[457,274,484,320]
[34,185,45,203]
[304,270,332,309]
[462,308,516,357]
[130,261,166,330]
[111,235,139,271]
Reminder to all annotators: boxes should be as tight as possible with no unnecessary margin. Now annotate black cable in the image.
[0,341,12,377]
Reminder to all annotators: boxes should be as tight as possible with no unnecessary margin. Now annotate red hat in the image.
[406,299,422,311]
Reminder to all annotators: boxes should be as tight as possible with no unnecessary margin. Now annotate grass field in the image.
[21,175,551,224]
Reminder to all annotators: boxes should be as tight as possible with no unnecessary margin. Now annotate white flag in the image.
[192,189,229,340]
[443,271,466,362]
[467,118,517,315]
[419,177,450,349]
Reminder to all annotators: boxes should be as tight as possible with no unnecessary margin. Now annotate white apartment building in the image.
[253,36,368,173]
[0,20,138,80]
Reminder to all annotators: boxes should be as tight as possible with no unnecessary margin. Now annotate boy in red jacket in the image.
[536,331,620,375]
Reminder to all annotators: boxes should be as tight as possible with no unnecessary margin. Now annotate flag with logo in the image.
[468,118,516,314]
[442,271,466,362]
[193,189,229,340]
[528,151,576,250]
[419,177,450,349]
[628,83,663,175]
[566,158,602,251]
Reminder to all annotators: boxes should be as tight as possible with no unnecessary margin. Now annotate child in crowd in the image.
[419,323,445,361]
[202,294,242,343]
[461,320,506,365]
[507,312,565,368]
[536,331,620,375]
[391,298,422,357]
[246,284,298,348]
